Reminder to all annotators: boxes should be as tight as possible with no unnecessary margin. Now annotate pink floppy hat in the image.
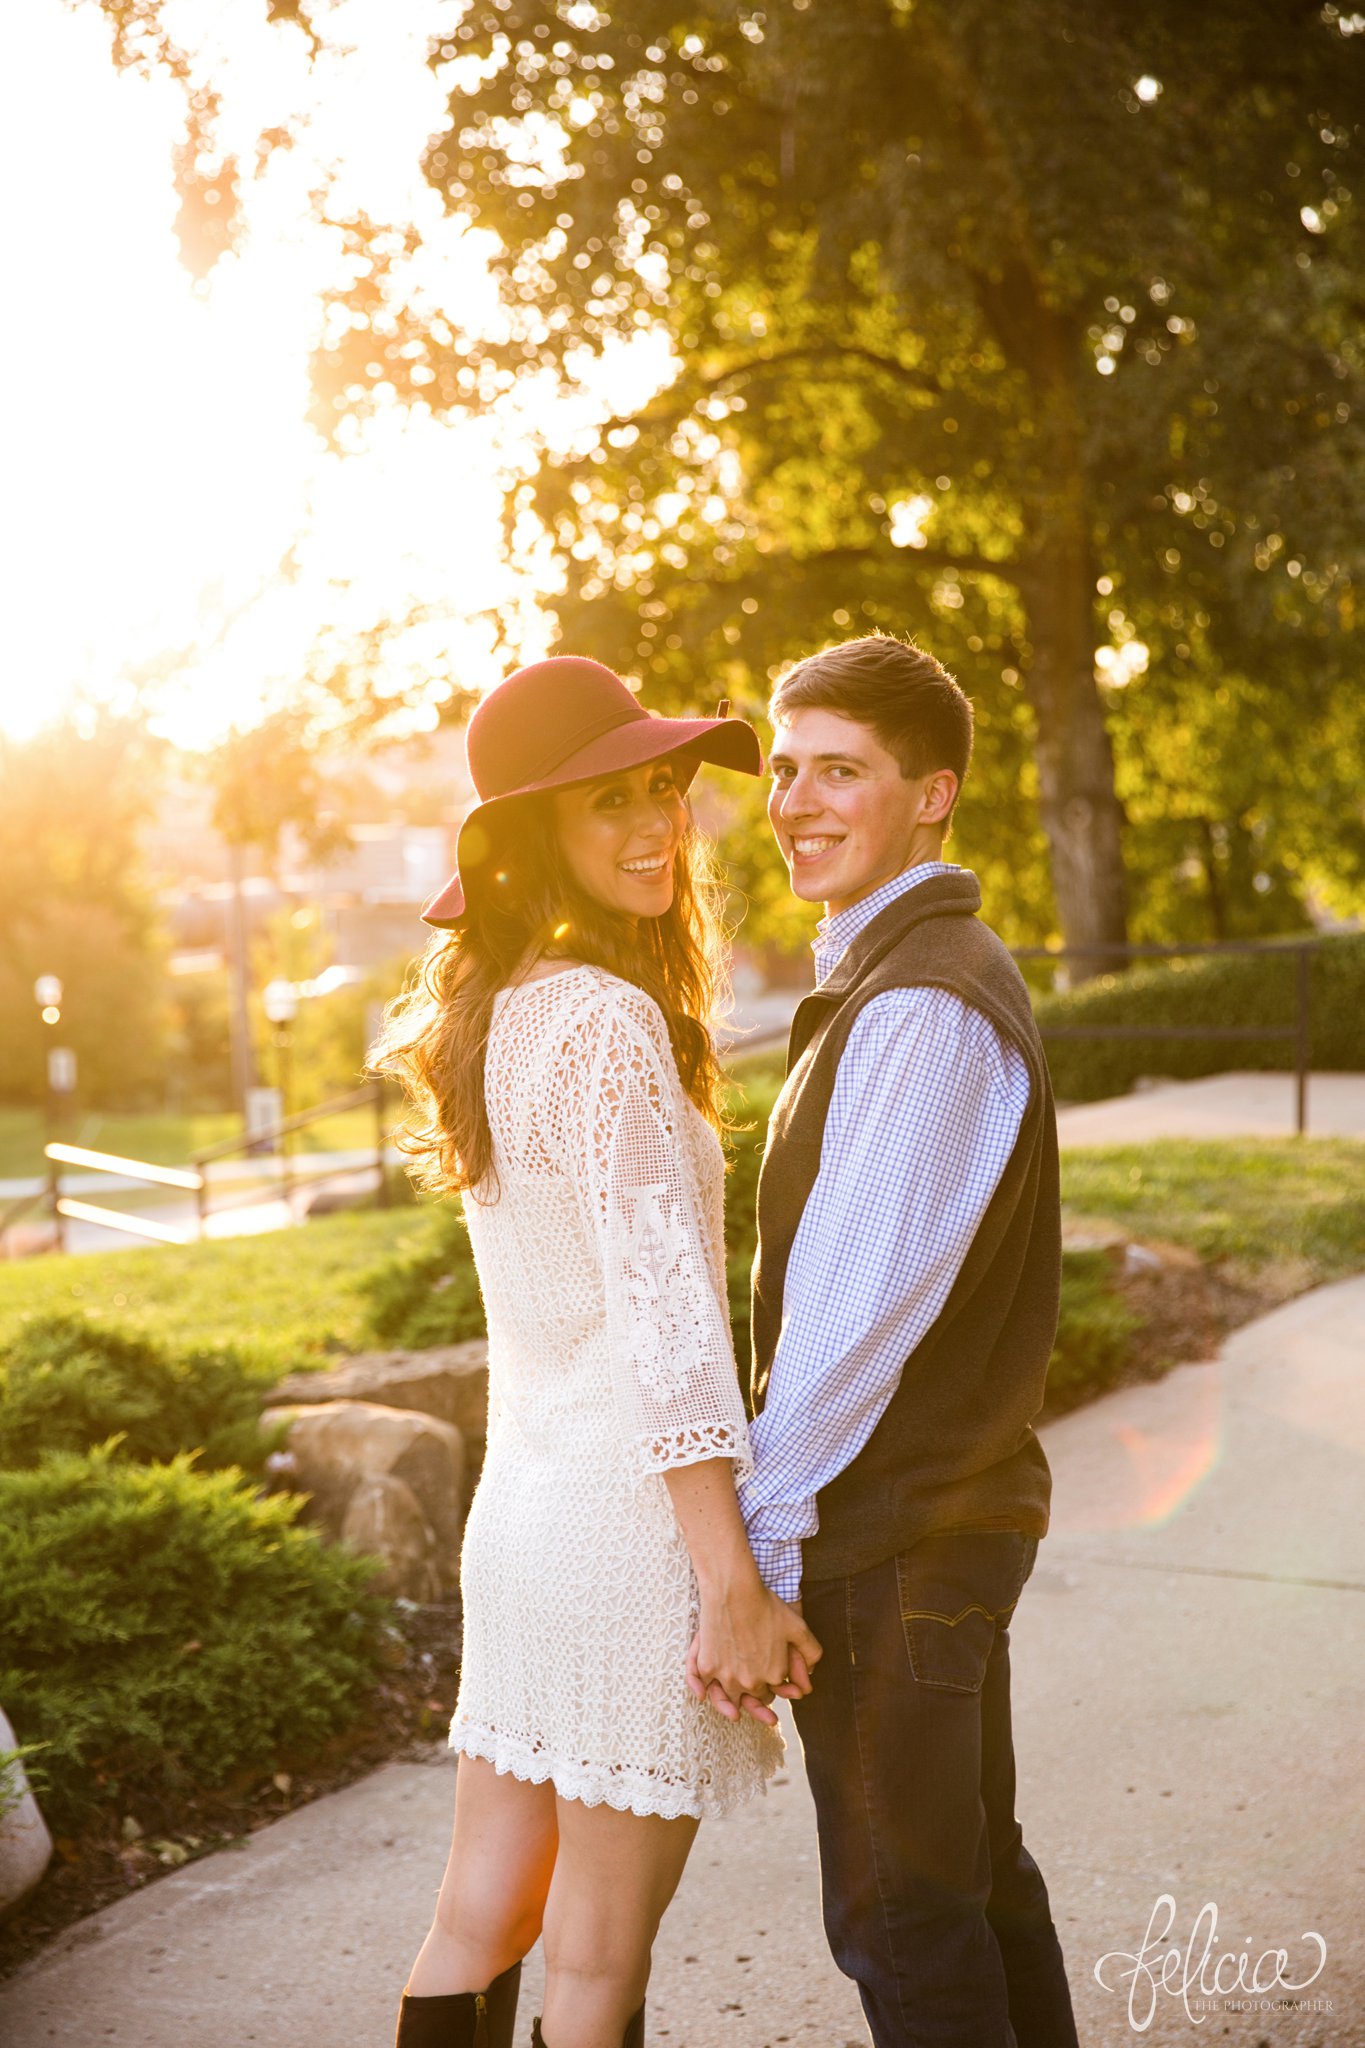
[420,656,763,928]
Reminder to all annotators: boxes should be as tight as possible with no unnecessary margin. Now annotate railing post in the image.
[1295,944,1311,1138]
[373,1078,389,1207]
[193,1160,208,1243]
[46,1141,65,1254]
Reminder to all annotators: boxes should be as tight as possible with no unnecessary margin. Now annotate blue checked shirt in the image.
[738,863,1032,1603]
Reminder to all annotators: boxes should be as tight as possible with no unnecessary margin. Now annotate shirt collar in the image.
[812,861,962,984]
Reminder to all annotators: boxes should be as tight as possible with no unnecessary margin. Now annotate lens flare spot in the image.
[1050,1361,1224,1535]
[461,822,492,868]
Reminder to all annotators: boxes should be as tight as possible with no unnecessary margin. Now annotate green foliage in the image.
[0,1746,36,1825]
[0,1446,385,1833]
[297,0,1365,957]
[1035,934,1365,1101]
[0,1313,271,1474]
[357,1211,488,1349]
[0,1207,419,1377]
[0,714,174,1109]
[1045,1251,1142,1413]
[1058,1140,1365,1281]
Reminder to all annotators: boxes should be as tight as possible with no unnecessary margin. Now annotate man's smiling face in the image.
[766,706,958,914]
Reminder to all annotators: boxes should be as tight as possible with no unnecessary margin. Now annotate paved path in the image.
[1055,1070,1365,1146]
[3,1279,1363,2046]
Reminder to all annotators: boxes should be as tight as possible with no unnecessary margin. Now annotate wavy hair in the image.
[368,783,733,1200]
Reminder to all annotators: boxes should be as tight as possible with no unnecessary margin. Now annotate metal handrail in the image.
[731,935,1321,1136]
[190,1083,380,1163]
[40,1078,391,1250]
[1014,936,1316,1135]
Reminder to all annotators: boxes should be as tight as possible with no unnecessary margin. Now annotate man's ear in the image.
[921,768,959,825]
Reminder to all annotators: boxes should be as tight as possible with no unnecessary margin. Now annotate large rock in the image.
[260,1401,465,1602]
[268,1344,490,1475]
[0,1708,53,1923]
[340,1476,446,1606]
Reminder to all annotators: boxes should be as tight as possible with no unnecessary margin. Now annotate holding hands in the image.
[684,1584,821,1727]
[662,1451,820,1728]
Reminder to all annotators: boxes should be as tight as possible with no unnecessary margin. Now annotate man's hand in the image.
[685,1601,820,1725]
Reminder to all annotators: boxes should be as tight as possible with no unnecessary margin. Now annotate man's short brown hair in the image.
[769,634,974,809]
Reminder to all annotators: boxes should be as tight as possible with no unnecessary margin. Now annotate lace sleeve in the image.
[565,984,753,1482]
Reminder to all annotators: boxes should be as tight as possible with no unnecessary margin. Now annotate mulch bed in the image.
[1119,1243,1275,1385]
[1039,1234,1299,1423]
[0,1600,461,1984]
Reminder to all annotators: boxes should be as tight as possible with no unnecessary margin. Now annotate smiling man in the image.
[737,633,1079,2047]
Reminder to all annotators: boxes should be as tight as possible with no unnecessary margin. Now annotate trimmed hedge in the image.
[0,1447,386,1833]
[1034,932,1364,1104]
[0,1313,271,1475]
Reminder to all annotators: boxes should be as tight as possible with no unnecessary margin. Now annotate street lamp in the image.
[33,975,69,1252]
[262,980,298,1202]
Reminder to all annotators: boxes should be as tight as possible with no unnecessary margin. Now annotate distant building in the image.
[149,725,474,972]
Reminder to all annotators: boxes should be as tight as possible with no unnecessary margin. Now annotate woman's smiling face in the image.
[550,756,688,921]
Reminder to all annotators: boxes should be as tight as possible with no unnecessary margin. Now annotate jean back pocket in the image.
[895,1529,1037,1694]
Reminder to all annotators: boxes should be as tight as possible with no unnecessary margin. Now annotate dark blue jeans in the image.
[793,1529,1078,2048]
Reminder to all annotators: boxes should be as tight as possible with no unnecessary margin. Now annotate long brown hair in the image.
[368,780,734,1200]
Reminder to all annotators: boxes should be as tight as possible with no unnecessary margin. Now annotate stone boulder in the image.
[268,1343,491,1501]
[260,1401,466,1603]
[1,1708,53,1922]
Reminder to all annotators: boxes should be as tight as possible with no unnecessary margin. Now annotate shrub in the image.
[1045,1251,1142,1413]
[1034,932,1365,1103]
[0,1446,387,1833]
[0,1312,270,1474]
[357,1212,487,1349]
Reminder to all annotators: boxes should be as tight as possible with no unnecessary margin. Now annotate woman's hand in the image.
[661,1457,821,1724]
[685,1596,822,1726]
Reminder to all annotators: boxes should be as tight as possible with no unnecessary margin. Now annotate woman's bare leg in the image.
[405,1755,559,1996]
[539,1798,700,2047]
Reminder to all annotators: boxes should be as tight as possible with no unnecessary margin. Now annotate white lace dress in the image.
[449,965,783,1820]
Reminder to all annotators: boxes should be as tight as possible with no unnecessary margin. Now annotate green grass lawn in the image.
[1059,1139,1365,1282]
[0,1205,433,1379]
[0,1106,381,1181]
[0,1139,1358,1379]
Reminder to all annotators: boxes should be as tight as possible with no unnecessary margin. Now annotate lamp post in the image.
[33,975,67,1252]
[262,979,298,1206]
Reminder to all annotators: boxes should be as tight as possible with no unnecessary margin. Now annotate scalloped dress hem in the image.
[448,1718,780,1823]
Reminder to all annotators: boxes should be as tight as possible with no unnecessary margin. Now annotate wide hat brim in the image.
[420,709,761,929]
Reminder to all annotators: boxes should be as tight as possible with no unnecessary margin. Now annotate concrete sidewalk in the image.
[1055,1069,1365,1146]
[3,1279,1363,2047]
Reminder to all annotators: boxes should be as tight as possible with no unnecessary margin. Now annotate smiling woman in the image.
[551,762,688,923]
[370,655,761,1199]
[361,656,822,2048]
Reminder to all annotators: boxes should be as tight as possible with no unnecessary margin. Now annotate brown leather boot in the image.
[530,2002,644,2047]
[394,1960,522,2046]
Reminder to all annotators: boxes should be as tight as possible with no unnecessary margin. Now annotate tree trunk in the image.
[1018,317,1129,985]
[1021,523,1129,986]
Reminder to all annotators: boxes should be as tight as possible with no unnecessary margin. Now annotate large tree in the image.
[80,0,1365,964]
[361,0,1361,971]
